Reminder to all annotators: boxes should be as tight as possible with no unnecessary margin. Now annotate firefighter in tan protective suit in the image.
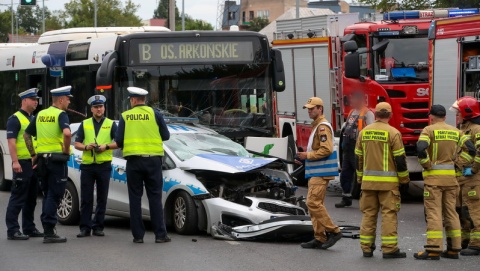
[414,104,475,260]
[297,97,342,250]
[450,97,480,257]
[355,102,409,259]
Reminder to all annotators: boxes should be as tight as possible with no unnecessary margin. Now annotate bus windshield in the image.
[373,36,428,83]
[114,63,273,136]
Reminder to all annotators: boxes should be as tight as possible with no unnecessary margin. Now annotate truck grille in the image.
[258,202,306,215]
[403,112,429,119]
[386,89,406,98]
[403,122,428,129]
[401,102,429,110]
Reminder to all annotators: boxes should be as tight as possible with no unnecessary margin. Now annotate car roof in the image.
[70,121,216,135]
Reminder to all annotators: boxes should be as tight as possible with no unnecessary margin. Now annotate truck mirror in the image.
[372,39,389,52]
[271,49,286,92]
[96,51,118,90]
[343,40,358,53]
[344,52,361,78]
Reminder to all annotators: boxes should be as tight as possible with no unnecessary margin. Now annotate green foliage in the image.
[248,17,269,32]
[63,0,142,28]
[0,10,13,42]
[153,0,213,30]
[433,0,480,8]
[357,0,433,11]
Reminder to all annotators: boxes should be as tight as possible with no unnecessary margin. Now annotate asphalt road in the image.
[0,180,478,271]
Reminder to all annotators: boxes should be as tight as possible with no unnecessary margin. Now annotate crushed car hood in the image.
[180,154,278,173]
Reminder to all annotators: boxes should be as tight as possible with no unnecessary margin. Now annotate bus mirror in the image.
[343,41,358,53]
[372,39,389,52]
[96,51,118,90]
[344,52,361,79]
[271,49,286,92]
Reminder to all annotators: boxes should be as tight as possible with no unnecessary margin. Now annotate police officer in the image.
[5,88,44,240]
[24,86,73,244]
[450,97,480,257]
[336,91,374,208]
[115,87,171,243]
[355,102,409,259]
[414,104,475,260]
[74,95,117,238]
[298,97,342,250]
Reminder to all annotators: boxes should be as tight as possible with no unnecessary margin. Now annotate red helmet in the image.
[456,96,480,120]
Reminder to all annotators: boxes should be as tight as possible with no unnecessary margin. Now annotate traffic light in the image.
[20,0,36,6]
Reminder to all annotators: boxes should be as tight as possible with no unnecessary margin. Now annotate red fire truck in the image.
[274,9,480,182]
[428,14,480,125]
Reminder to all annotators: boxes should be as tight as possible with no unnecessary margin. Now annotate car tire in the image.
[172,191,197,235]
[0,154,11,191]
[57,181,80,225]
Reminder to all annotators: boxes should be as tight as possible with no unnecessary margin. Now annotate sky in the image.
[0,0,220,27]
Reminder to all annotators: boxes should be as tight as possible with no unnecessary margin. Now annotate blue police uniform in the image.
[5,88,43,240]
[115,87,170,243]
[24,86,72,243]
[76,95,117,237]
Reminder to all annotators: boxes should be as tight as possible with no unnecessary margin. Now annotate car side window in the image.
[163,154,176,170]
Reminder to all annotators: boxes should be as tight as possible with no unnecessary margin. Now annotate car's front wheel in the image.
[57,181,80,225]
[172,191,197,235]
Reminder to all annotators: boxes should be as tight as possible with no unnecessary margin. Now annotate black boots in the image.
[335,197,352,208]
[43,224,67,244]
[301,238,324,249]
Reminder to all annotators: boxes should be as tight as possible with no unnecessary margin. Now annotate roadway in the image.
[0,179,478,271]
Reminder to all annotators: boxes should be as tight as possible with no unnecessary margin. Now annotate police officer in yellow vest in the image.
[297,97,342,250]
[355,102,409,259]
[74,95,117,238]
[24,86,73,244]
[414,104,475,260]
[115,87,171,243]
[5,88,44,240]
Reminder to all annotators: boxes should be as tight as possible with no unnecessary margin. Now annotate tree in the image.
[356,0,433,11]
[63,0,142,28]
[248,17,269,32]
[433,0,480,8]
[153,0,213,30]
[45,11,66,31]
[0,10,13,42]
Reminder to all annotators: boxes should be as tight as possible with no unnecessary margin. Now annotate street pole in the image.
[11,0,14,42]
[181,0,185,31]
[296,0,299,19]
[169,0,175,31]
[94,0,97,27]
[42,0,45,33]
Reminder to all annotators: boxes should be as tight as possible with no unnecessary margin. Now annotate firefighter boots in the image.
[301,238,324,249]
[440,250,460,259]
[460,247,480,256]
[335,197,352,208]
[413,251,440,260]
[383,250,407,259]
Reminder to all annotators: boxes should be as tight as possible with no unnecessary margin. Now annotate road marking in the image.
[226,241,241,245]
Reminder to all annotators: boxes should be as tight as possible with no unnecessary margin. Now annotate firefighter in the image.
[355,102,409,259]
[414,104,475,260]
[297,97,342,250]
[336,91,374,208]
[450,97,480,257]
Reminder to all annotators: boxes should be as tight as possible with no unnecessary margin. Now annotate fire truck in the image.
[273,9,479,187]
[428,14,480,125]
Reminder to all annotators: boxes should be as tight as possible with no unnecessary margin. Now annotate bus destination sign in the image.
[138,41,254,64]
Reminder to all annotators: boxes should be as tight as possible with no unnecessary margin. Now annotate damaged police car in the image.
[58,121,309,237]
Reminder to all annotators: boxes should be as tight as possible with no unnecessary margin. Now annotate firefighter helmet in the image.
[456,96,480,120]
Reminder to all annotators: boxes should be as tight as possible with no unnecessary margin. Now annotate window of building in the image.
[242,11,246,23]
[228,12,236,20]
[249,11,254,21]
[257,10,269,19]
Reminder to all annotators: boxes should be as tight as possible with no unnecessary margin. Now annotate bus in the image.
[0,26,286,190]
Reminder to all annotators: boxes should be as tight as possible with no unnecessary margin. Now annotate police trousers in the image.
[5,159,39,236]
[423,185,461,252]
[38,157,68,227]
[460,184,480,248]
[306,177,340,243]
[126,156,167,239]
[359,189,401,254]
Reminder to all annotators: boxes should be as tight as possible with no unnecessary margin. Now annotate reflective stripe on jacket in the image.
[36,106,63,154]
[305,122,339,178]
[81,118,114,164]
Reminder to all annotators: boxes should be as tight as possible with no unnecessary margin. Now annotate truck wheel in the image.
[173,191,198,235]
[57,181,80,225]
[351,173,361,200]
[0,154,11,191]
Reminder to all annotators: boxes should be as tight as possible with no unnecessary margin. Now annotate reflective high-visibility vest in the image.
[81,118,114,164]
[122,106,164,157]
[36,106,64,154]
[13,111,36,160]
[305,122,339,178]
